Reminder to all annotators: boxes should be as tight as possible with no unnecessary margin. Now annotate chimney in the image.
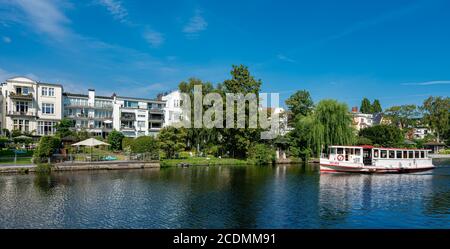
[351,106,358,113]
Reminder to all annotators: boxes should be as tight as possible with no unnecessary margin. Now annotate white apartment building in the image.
[350,107,374,131]
[0,76,63,135]
[0,76,166,138]
[64,89,165,138]
[113,95,165,137]
[162,90,185,127]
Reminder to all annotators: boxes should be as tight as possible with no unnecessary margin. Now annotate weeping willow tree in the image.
[288,115,324,160]
[315,99,356,148]
[288,99,355,158]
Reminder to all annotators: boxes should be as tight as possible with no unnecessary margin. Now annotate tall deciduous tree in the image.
[360,98,372,114]
[372,99,382,113]
[384,104,418,129]
[218,65,262,158]
[178,78,218,153]
[421,96,450,142]
[285,90,313,120]
[55,118,75,138]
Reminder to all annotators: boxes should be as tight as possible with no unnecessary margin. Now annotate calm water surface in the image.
[0,160,449,228]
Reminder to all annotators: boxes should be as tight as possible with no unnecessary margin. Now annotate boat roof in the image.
[328,145,431,151]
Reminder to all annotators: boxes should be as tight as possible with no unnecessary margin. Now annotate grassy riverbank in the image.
[160,157,249,167]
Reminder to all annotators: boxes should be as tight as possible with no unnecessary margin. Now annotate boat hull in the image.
[319,164,435,174]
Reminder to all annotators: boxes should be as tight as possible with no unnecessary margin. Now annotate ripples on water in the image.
[0,160,449,228]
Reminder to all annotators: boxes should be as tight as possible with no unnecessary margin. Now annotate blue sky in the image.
[0,0,449,109]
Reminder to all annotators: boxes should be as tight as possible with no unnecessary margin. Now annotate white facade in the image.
[162,90,184,127]
[0,76,167,138]
[412,127,430,139]
[64,90,165,138]
[350,107,374,131]
[1,76,63,135]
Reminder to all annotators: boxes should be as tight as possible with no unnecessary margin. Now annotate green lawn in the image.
[160,157,248,167]
[0,157,33,165]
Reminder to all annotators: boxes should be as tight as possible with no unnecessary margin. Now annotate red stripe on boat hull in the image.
[319,164,434,174]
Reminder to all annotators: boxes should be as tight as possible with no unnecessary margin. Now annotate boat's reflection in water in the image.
[318,172,436,228]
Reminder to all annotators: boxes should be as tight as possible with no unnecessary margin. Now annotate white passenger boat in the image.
[320,145,435,173]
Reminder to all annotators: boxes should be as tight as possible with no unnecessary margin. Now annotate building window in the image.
[16,87,30,95]
[124,100,138,108]
[42,103,54,114]
[15,101,29,113]
[137,121,146,128]
[38,121,56,135]
[49,88,55,96]
[13,119,29,132]
[42,87,48,96]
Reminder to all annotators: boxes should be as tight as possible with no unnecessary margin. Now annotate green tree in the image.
[288,115,324,160]
[285,90,313,120]
[359,125,404,147]
[288,99,355,158]
[315,99,356,148]
[178,77,219,153]
[360,97,373,114]
[421,96,450,142]
[158,127,187,159]
[33,136,61,162]
[372,99,382,113]
[55,118,75,138]
[384,104,419,129]
[107,129,124,151]
[217,65,262,158]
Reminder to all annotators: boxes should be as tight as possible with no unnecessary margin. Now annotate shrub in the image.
[356,136,373,145]
[122,137,133,151]
[108,129,125,151]
[33,136,61,162]
[130,136,159,153]
[35,163,52,174]
[248,144,276,165]
[359,125,403,147]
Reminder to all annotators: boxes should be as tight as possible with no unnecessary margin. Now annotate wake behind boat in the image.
[320,145,435,173]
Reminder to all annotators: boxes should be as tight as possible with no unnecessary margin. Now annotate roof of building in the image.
[4,76,63,87]
[116,95,165,103]
[424,141,446,146]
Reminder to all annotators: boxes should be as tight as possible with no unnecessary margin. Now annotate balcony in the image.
[6,110,37,117]
[148,118,163,123]
[64,104,90,108]
[148,108,164,114]
[121,113,136,121]
[121,126,136,131]
[93,104,113,110]
[9,92,33,100]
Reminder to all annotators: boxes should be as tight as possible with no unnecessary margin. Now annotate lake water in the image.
[1,160,449,228]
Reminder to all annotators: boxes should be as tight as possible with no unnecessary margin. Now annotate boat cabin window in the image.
[373,149,379,158]
[396,151,402,159]
[408,151,414,158]
[337,148,343,155]
[403,151,407,158]
[330,148,336,154]
[389,150,395,159]
[415,151,420,158]
[421,151,425,158]
[355,149,361,156]
[381,150,387,158]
